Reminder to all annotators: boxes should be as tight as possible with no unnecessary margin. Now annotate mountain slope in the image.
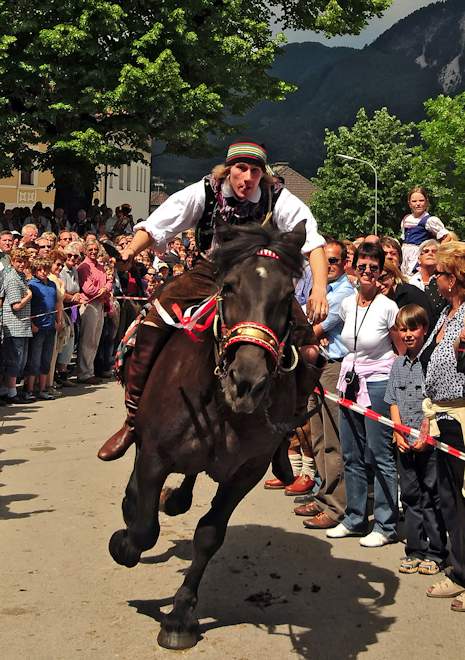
[153,0,465,184]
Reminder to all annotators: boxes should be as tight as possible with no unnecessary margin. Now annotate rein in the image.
[213,248,299,378]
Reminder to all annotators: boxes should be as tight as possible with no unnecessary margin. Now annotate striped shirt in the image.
[0,267,32,338]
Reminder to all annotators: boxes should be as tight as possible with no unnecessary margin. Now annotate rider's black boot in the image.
[98,324,170,461]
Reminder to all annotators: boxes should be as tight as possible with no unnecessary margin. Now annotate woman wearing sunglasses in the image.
[418,242,465,611]
[377,260,435,331]
[327,242,402,547]
[409,239,448,327]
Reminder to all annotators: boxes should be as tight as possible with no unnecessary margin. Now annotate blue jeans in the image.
[339,380,398,538]
[2,336,29,377]
[25,329,56,376]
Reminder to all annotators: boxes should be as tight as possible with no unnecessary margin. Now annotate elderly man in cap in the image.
[98,139,329,461]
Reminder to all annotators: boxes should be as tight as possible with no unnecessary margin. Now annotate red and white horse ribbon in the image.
[154,295,217,342]
[317,388,465,463]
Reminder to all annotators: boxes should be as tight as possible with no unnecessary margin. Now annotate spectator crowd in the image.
[1,184,465,614]
[0,199,199,403]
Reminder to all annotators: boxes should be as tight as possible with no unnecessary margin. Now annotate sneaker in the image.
[59,378,77,388]
[360,531,396,548]
[22,392,37,402]
[5,395,23,404]
[399,557,422,574]
[77,376,102,385]
[326,523,364,539]
[38,391,55,400]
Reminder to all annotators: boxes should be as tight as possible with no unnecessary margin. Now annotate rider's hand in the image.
[306,288,329,325]
[119,247,135,270]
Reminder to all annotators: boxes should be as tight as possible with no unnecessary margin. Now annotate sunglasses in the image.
[433,269,451,278]
[328,257,342,265]
[356,264,380,274]
[379,272,394,283]
[420,248,437,255]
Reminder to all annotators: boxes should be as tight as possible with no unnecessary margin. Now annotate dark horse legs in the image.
[109,447,168,568]
[158,459,270,650]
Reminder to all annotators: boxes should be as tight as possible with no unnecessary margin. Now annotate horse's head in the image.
[213,221,306,414]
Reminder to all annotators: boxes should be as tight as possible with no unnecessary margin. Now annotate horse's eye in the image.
[222,283,235,296]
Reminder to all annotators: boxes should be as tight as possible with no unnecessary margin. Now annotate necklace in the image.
[358,291,377,306]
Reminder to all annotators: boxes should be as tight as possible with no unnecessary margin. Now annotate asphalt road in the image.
[0,381,462,659]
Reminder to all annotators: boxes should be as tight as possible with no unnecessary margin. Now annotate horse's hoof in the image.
[160,487,193,517]
[109,530,141,568]
[157,626,199,650]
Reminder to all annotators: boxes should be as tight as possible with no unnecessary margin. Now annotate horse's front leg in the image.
[157,459,269,650]
[109,446,169,568]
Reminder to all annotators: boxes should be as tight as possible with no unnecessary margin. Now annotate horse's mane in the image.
[212,222,304,278]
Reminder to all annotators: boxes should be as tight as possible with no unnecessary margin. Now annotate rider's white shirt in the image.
[135,178,325,255]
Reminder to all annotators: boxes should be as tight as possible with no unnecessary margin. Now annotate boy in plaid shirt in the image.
[385,304,447,575]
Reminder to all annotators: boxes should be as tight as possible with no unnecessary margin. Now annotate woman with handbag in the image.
[328,242,401,547]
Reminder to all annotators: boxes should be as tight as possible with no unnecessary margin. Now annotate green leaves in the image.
[311,108,416,238]
[412,92,465,233]
[0,0,394,204]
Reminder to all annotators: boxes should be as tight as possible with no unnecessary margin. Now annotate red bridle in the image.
[216,248,294,369]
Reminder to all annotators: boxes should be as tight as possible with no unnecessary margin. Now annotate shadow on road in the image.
[0,456,55,519]
[128,524,399,658]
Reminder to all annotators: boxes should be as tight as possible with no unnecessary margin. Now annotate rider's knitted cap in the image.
[225,141,267,170]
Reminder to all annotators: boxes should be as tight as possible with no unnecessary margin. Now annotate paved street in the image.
[0,381,462,659]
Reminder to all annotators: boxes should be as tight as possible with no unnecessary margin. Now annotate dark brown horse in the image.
[108,221,321,650]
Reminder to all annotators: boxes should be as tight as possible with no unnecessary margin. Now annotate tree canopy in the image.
[411,92,465,234]
[310,107,416,239]
[0,0,392,211]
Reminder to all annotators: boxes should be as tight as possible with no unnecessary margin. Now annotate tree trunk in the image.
[52,154,95,223]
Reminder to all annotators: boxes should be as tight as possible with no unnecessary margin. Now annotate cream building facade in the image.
[97,157,151,221]
[0,146,151,220]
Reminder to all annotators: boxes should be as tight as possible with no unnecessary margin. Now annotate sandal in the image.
[451,592,465,612]
[426,577,465,598]
[399,557,422,574]
[418,559,441,575]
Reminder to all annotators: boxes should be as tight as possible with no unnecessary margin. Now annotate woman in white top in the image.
[328,242,400,547]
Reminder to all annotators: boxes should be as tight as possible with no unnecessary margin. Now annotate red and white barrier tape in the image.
[317,388,465,462]
[115,296,148,301]
[19,293,149,322]
[22,292,103,322]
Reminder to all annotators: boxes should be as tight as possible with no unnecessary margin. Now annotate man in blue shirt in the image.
[295,239,354,528]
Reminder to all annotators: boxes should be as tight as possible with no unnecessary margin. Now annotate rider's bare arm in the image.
[121,229,154,265]
[306,246,328,324]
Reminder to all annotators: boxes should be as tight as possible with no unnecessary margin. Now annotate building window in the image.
[20,169,34,186]
[136,166,140,192]
[119,166,124,190]
[109,169,113,189]
[127,163,131,191]
[143,169,146,193]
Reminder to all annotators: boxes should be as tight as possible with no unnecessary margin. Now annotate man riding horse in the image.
[98,140,328,462]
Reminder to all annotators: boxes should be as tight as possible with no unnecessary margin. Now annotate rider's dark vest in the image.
[404,214,432,246]
[195,176,284,253]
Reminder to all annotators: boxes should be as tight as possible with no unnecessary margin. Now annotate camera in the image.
[344,370,360,400]
[345,370,358,385]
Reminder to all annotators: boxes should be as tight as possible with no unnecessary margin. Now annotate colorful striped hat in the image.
[225,141,267,169]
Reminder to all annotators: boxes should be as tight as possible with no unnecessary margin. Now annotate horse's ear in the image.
[282,221,306,251]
